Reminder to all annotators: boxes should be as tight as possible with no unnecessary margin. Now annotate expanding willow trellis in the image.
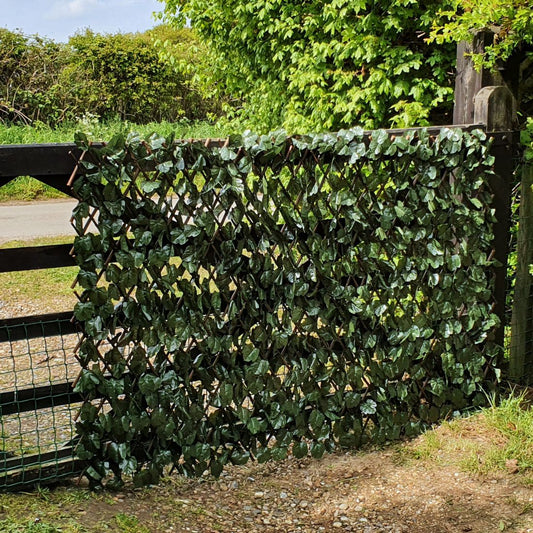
[0,84,521,491]
[68,126,508,487]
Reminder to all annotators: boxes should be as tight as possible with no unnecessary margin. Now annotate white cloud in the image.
[47,0,102,20]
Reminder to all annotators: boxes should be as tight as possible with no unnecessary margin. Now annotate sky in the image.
[1,0,165,42]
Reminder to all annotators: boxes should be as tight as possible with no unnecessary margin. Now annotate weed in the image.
[114,513,150,533]
[522,475,533,487]
[408,426,444,461]
[36,487,51,502]
[0,520,61,533]
[506,495,533,515]
[46,488,92,506]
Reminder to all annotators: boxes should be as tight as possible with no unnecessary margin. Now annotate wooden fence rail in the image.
[0,144,83,489]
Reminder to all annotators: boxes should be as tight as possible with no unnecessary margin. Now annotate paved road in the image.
[0,199,78,244]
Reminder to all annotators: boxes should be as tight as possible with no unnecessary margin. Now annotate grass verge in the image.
[405,390,533,483]
[0,178,68,202]
[0,236,78,316]
[0,119,226,145]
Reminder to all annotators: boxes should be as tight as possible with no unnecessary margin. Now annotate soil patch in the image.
[52,444,533,533]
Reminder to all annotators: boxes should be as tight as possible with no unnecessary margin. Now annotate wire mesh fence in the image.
[0,316,83,490]
[0,141,83,490]
[508,163,533,385]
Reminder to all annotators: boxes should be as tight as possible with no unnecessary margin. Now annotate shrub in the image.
[0,26,221,126]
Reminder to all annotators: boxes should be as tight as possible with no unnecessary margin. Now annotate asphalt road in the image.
[0,199,78,244]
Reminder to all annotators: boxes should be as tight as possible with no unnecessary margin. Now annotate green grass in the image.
[0,487,91,533]
[0,119,227,202]
[0,521,64,533]
[0,118,226,145]
[114,513,150,533]
[0,236,78,310]
[461,393,533,475]
[406,391,533,482]
[0,177,68,202]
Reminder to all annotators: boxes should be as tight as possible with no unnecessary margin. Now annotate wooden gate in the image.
[0,75,520,489]
[0,144,85,489]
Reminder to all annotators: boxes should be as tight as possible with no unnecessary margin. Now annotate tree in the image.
[63,29,202,123]
[0,26,221,126]
[159,0,457,133]
[431,0,533,66]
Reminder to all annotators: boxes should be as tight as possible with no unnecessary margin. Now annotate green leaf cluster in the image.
[428,0,533,121]
[521,117,533,162]
[430,0,533,68]
[72,126,502,488]
[0,29,68,125]
[159,0,456,132]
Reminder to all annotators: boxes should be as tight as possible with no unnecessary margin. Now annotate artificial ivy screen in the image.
[71,127,501,487]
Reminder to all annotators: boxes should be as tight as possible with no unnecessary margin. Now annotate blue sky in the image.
[1,0,164,42]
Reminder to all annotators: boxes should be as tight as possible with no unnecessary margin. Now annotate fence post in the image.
[453,31,500,125]
[510,159,533,384]
[455,34,528,382]
[473,86,515,365]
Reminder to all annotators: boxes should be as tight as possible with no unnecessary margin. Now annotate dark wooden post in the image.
[453,31,501,125]
[473,87,514,358]
[474,86,515,131]
[455,33,526,382]
[510,158,533,384]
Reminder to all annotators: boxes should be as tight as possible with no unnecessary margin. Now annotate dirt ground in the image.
[29,434,527,533]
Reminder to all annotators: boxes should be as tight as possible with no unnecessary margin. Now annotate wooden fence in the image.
[0,69,523,488]
[0,144,84,489]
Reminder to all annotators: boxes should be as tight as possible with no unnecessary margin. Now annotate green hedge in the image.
[0,27,219,126]
[71,127,501,488]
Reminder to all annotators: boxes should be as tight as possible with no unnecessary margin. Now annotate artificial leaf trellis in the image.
[71,127,501,487]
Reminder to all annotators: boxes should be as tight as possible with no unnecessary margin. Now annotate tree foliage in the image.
[430,0,533,119]
[0,26,219,126]
[159,0,457,132]
[430,0,533,67]
[0,29,68,124]
[64,29,209,123]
